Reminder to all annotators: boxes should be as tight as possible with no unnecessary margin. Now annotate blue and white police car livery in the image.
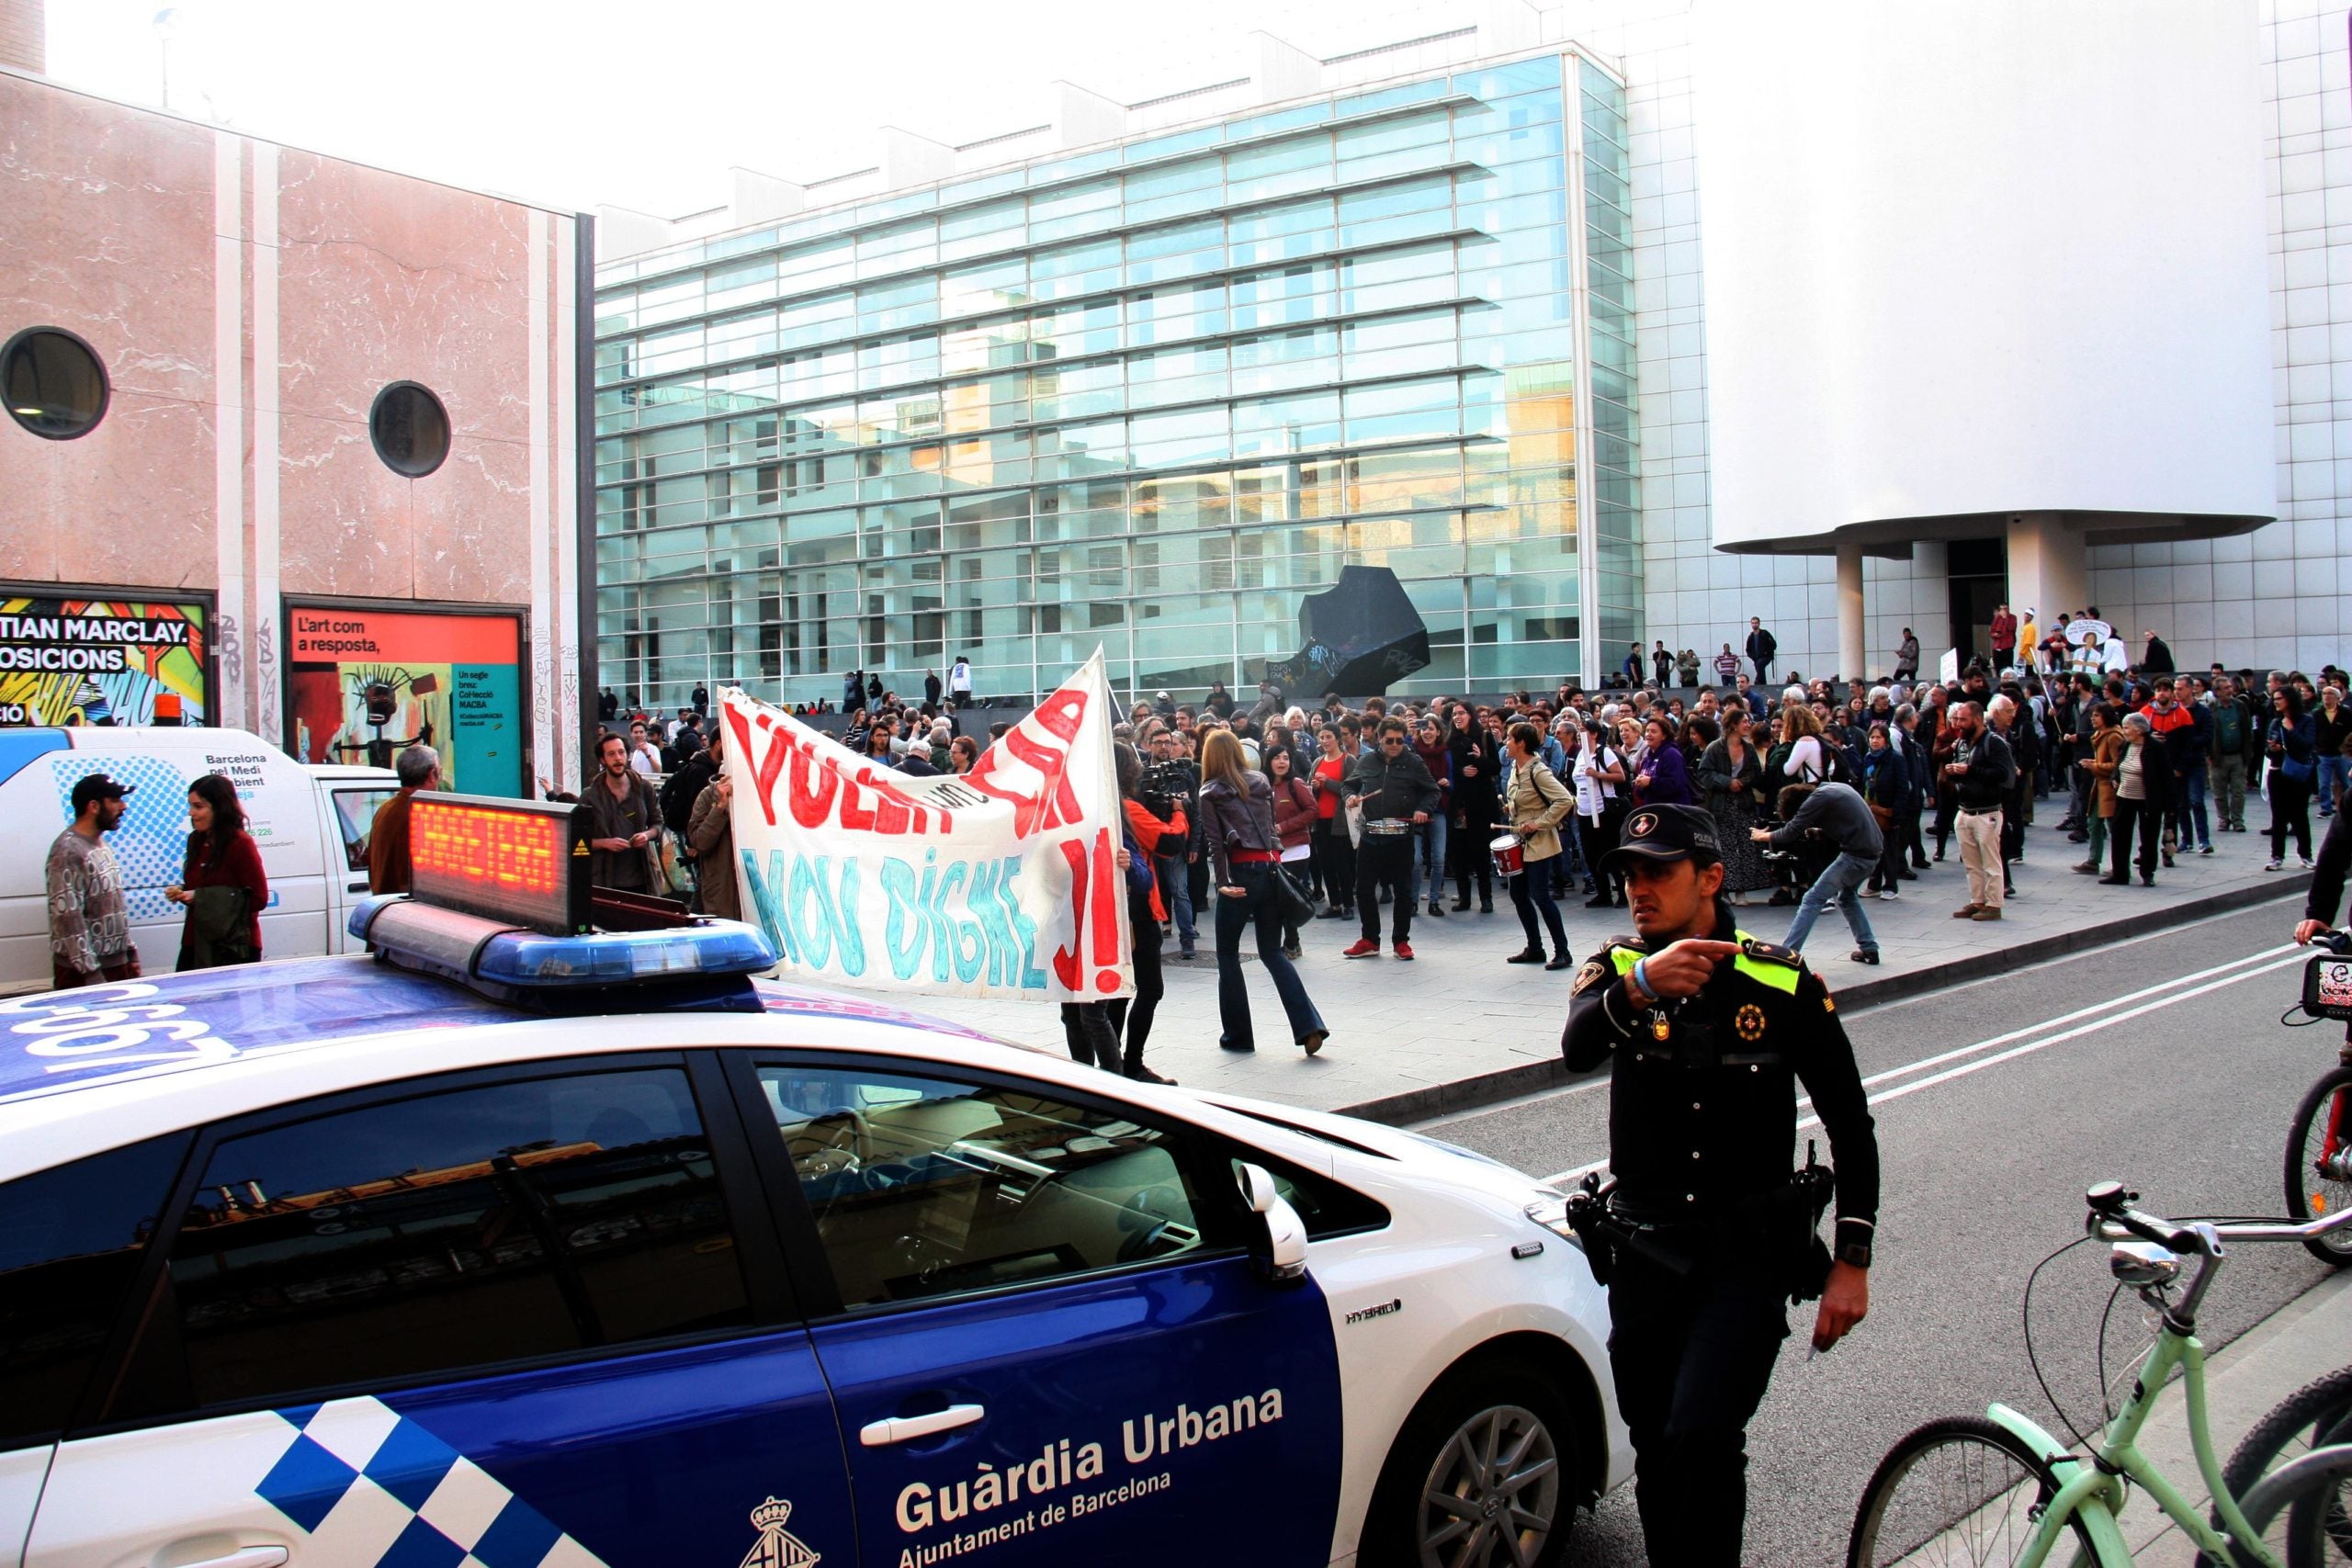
[0,795,1627,1568]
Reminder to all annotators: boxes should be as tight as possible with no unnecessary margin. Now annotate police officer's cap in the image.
[1600,803,1722,871]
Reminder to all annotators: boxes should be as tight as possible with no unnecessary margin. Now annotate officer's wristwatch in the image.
[1837,1241,1873,1270]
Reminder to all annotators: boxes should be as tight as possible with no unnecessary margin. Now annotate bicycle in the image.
[1847,1181,2352,1566]
[2284,930,2352,1265]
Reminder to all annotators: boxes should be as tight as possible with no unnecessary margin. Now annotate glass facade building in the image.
[592,51,1640,706]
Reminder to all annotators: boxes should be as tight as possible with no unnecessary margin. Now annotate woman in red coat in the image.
[1267,745,1318,961]
[165,773,268,968]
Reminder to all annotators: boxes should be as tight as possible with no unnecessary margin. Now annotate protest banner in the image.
[719,650,1134,1001]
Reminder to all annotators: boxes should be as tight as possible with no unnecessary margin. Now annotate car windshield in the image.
[330,787,394,872]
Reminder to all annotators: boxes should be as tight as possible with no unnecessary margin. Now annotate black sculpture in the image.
[1262,565,1430,697]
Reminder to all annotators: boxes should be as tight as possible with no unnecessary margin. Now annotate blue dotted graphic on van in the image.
[48,753,191,921]
[254,1396,608,1568]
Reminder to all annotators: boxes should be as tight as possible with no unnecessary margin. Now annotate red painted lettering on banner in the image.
[1051,834,1091,993]
[1051,827,1125,996]
[726,702,952,835]
[963,688,1091,834]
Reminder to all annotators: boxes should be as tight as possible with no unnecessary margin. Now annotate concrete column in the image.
[1836,536,1865,684]
[2004,512,2086,634]
[1910,539,1951,674]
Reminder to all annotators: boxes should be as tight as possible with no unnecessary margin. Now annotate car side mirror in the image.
[1236,1161,1307,1285]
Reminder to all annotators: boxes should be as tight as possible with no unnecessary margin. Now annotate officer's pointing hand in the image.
[1639,939,1741,998]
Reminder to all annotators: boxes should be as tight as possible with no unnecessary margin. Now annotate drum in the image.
[1490,832,1526,880]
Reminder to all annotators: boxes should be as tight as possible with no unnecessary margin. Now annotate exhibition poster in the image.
[0,596,209,727]
[286,606,524,795]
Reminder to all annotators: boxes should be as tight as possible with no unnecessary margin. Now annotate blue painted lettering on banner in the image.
[745,849,1045,989]
[741,851,867,977]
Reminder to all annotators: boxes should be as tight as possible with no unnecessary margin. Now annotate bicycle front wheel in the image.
[2283,1066,2352,1266]
[2284,1456,2352,1568]
[1849,1416,2098,1568]
[2231,1440,2352,1567]
[2191,1363,2352,1561]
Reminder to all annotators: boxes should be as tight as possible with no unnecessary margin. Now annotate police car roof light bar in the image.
[349,894,779,1013]
[589,885,699,931]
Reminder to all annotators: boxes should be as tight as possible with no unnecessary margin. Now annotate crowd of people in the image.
[1091,647,2352,986]
[546,636,2352,1066]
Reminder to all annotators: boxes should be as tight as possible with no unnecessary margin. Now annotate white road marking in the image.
[1853,945,2294,1093]
[1538,946,2310,1186]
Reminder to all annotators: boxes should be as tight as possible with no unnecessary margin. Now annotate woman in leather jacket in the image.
[1195,730,1329,1055]
[1448,705,1500,912]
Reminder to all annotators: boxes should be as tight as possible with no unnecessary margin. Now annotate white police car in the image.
[0,802,1625,1568]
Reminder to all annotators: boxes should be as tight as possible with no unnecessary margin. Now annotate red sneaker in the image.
[1342,939,1380,958]
[1393,942,1415,961]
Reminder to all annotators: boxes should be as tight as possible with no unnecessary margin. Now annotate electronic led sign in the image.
[406,792,594,935]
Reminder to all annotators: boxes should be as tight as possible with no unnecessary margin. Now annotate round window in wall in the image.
[2,328,110,440]
[369,381,450,477]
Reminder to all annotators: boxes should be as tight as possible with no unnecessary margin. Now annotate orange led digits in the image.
[405,795,590,933]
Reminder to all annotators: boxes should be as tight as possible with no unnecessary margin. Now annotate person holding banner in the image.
[1196,729,1329,1056]
[1111,741,1182,1085]
[685,731,739,922]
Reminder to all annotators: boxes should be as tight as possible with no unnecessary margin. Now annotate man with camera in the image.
[1562,803,1877,1568]
[1754,780,1883,964]
[1341,716,1441,960]
[1143,729,1201,960]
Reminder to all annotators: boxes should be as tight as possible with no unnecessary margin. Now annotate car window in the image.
[162,1067,748,1406]
[756,1066,1207,1309]
[330,787,395,874]
[1227,1155,1390,1240]
[0,1134,191,1447]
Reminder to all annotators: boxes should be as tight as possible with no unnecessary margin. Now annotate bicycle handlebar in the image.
[2085,1180,2352,1250]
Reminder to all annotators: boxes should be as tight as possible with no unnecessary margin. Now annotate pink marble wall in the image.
[0,73,219,590]
[0,73,577,769]
[274,151,537,606]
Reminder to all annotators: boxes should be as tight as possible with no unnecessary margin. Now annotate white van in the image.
[0,726,399,991]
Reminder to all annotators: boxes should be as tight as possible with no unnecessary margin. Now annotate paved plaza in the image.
[836,812,2315,1122]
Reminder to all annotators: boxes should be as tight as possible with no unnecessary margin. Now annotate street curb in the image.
[1335,874,2308,1128]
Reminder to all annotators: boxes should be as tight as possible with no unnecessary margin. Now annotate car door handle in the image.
[174,1549,289,1568]
[860,1404,985,1446]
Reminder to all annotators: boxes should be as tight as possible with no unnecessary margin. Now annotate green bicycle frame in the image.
[1990,1324,2278,1568]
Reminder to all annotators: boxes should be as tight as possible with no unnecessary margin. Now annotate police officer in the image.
[1561,802,1878,1567]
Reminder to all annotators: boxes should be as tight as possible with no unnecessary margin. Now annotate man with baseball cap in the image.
[47,774,141,989]
[1560,802,1880,1566]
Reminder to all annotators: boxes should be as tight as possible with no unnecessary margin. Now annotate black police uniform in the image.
[1560,804,1879,1567]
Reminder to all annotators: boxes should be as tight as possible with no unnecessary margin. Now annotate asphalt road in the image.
[1413,898,2346,1568]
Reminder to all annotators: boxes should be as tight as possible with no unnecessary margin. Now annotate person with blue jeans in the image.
[1409,716,1453,917]
[1147,728,1200,958]
[2160,676,2213,854]
[1194,730,1329,1055]
[2315,684,2352,818]
[1756,780,1883,965]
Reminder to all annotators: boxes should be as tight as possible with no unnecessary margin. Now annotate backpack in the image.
[1819,739,1865,789]
[659,755,712,843]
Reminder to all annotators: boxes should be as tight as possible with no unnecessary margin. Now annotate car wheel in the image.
[1361,1359,1577,1568]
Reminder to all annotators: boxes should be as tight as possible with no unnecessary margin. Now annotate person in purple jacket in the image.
[1631,716,1693,807]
